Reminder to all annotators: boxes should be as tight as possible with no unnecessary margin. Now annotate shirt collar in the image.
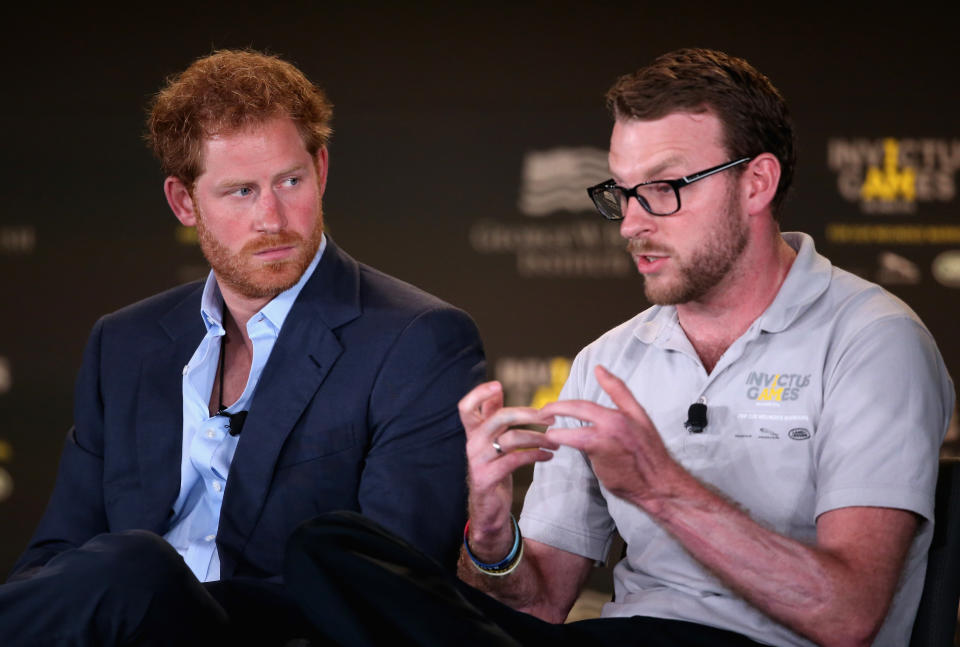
[632,232,833,344]
[633,305,678,346]
[199,233,327,334]
[755,232,832,333]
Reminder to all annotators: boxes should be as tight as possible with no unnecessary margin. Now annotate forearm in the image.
[457,381,593,623]
[457,544,553,619]
[641,472,909,647]
[457,531,583,623]
[457,507,541,609]
[657,488,833,624]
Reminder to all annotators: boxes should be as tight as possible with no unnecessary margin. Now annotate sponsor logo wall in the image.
[829,137,959,214]
[824,136,960,287]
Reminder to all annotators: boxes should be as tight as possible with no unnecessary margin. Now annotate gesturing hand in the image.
[458,381,557,548]
[540,365,682,507]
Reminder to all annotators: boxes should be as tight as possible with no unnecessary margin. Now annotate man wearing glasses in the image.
[285,49,953,647]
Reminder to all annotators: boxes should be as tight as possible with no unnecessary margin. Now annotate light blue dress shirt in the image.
[163,236,326,582]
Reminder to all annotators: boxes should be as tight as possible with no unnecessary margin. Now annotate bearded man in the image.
[282,49,954,647]
[1,49,484,645]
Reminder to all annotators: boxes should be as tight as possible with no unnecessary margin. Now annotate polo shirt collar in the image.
[633,306,678,345]
[631,232,833,346]
[756,232,832,333]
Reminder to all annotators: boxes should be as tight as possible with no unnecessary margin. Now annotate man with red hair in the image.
[1,49,484,645]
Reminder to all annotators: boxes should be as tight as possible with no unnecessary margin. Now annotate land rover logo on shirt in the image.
[788,428,812,441]
[745,372,812,402]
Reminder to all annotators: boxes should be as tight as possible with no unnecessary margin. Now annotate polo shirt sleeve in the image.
[814,314,954,522]
[519,353,618,563]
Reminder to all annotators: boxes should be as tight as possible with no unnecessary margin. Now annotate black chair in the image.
[910,457,960,647]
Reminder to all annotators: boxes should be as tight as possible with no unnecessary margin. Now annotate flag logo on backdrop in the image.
[0,226,36,255]
[518,147,609,216]
[469,147,633,278]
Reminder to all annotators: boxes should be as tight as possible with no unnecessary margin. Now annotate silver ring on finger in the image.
[492,440,504,455]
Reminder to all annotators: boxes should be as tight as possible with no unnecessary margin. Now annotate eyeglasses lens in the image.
[596,183,679,219]
[594,187,623,220]
[635,183,678,216]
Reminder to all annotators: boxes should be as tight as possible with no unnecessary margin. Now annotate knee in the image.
[285,512,364,587]
[285,517,327,583]
[287,511,363,559]
[285,511,446,586]
[81,530,192,593]
[8,531,221,644]
[84,531,225,637]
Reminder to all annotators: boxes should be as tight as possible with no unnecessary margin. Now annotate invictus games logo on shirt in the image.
[745,372,811,402]
[827,137,960,214]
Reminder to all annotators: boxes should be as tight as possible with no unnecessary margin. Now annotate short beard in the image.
[194,202,324,300]
[630,186,748,306]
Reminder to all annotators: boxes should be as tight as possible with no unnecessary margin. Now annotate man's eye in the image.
[233,187,253,197]
[283,177,300,187]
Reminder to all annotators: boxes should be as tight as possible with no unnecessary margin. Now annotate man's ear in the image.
[743,153,781,216]
[164,177,198,226]
[315,146,330,197]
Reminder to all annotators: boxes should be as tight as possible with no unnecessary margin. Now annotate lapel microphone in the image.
[223,410,248,436]
[684,402,708,433]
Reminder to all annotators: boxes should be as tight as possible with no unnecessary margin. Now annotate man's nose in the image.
[619,197,657,240]
[254,190,286,233]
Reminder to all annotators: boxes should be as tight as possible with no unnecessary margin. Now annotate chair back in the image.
[910,457,960,647]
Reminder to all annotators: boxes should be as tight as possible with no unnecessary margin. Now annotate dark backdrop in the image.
[1,2,958,576]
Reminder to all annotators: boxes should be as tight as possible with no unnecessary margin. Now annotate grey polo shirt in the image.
[520,232,954,647]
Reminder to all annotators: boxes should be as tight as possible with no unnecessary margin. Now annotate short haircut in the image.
[147,49,333,187]
[606,48,796,216]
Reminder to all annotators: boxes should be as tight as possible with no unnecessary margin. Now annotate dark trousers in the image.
[0,530,317,646]
[284,511,768,647]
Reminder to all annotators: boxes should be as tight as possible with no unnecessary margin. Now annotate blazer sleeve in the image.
[8,319,111,580]
[359,305,485,570]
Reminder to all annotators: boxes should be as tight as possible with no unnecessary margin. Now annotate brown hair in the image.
[607,48,796,216]
[147,49,333,186]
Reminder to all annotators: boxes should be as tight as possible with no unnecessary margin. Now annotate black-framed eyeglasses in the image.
[586,157,753,220]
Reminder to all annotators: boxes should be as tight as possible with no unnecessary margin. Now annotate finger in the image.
[472,406,554,442]
[479,387,504,420]
[594,365,648,421]
[540,398,611,426]
[458,381,503,426]
[486,428,561,456]
[473,447,555,486]
[544,426,595,452]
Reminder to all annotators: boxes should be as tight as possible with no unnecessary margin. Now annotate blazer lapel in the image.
[218,237,362,575]
[135,287,205,533]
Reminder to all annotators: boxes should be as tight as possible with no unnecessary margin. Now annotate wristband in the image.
[464,515,523,575]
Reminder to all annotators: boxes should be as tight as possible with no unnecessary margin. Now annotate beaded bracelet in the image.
[463,515,524,576]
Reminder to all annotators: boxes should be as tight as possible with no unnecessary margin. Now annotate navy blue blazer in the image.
[12,238,484,579]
